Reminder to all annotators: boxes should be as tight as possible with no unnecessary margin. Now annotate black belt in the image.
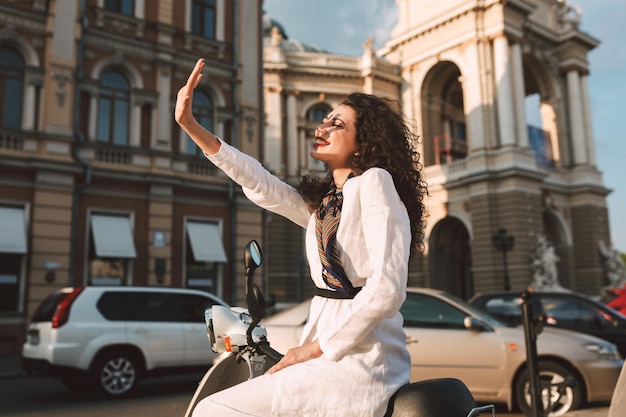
[314,287,362,299]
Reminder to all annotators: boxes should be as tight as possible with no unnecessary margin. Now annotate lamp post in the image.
[492,228,515,290]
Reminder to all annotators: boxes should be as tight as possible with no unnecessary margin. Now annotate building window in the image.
[309,105,330,122]
[104,0,134,16]
[88,213,137,286]
[185,220,227,296]
[0,48,24,130]
[0,206,27,314]
[306,103,331,170]
[185,91,213,155]
[191,0,216,39]
[97,71,130,145]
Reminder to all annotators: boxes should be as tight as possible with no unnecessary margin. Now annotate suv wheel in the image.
[91,351,141,397]
[515,361,582,417]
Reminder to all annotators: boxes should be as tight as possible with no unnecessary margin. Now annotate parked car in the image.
[22,286,228,397]
[601,285,626,316]
[263,288,623,416]
[469,290,626,357]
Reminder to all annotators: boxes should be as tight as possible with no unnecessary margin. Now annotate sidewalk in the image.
[566,407,609,417]
[0,355,24,380]
[0,354,612,415]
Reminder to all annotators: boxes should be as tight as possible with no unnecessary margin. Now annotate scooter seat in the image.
[384,378,477,417]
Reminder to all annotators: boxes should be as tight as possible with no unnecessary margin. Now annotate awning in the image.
[90,214,137,258]
[186,221,228,263]
[0,206,27,254]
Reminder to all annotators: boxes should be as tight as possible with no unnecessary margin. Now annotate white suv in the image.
[22,286,227,397]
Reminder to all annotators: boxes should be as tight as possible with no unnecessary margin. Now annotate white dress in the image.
[207,141,411,417]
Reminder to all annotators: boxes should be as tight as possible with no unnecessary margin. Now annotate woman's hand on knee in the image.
[267,340,323,374]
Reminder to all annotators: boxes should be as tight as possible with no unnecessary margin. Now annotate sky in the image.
[263,0,626,253]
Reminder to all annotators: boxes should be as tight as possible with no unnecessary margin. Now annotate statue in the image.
[530,235,565,290]
[555,0,581,27]
[270,26,283,47]
[598,241,626,288]
[363,37,375,53]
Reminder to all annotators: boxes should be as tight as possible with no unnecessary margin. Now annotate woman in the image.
[176,58,428,417]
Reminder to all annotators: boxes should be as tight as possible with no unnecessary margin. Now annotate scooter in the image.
[184,240,496,417]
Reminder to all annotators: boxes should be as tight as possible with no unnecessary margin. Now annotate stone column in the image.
[566,70,587,165]
[264,87,283,173]
[461,44,486,151]
[493,36,516,147]
[285,92,298,178]
[129,97,142,147]
[156,67,172,147]
[22,69,43,131]
[580,74,596,166]
[511,43,529,148]
[88,91,98,141]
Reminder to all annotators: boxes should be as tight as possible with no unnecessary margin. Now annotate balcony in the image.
[434,134,468,165]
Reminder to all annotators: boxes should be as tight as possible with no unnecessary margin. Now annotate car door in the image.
[401,292,507,399]
[126,292,185,368]
[540,294,626,356]
[181,293,221,366]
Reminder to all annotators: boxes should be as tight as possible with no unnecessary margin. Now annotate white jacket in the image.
[207,140,411,417]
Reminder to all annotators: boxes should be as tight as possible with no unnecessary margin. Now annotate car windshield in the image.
[442,292,509,327]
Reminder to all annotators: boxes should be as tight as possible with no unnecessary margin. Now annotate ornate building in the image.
[0,0,614,355]
[261,0,611,303]
[0,0,264,354]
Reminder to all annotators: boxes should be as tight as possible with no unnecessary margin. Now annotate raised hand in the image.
[174,58,220,155]
[175,58,204,128]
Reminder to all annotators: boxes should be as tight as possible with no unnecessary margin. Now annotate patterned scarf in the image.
[315,176,356,294]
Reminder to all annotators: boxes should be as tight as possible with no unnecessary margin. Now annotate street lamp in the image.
[492,228,515,290]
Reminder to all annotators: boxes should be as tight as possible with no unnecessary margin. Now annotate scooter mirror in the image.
[247,282,267,322]
[244,240,263,298]
[244,240,262,270]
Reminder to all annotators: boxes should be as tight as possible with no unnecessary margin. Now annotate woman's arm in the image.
[174,58,221,156]
[174,58,312,227]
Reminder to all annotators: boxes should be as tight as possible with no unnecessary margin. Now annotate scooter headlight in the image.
[210,305,249,353]
[205,308,217,352]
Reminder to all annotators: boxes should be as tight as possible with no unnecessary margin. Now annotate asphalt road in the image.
[0,373,202,417]
[0,367,608,417]
[0,373,525,417]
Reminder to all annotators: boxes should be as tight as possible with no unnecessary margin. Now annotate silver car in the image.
[262,287,623,417]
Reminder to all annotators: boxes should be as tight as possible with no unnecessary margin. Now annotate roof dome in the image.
[262,15,288,40]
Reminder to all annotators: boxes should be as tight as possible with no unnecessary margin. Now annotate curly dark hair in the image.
[298,92,429,255]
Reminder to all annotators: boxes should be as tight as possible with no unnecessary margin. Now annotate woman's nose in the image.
[315,120,333,137]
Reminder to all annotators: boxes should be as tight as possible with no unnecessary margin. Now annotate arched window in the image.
[308,104,330,122]
[0,48,25,130]
[305,103,331,170]
[104,0,134,16]
[186,91,213,155]
[192,0,216,39]
[97,71,130,145]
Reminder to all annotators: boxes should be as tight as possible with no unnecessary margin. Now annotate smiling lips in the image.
[314,137,330,148]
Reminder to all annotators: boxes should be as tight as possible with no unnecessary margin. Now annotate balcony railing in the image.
[0,129,23,151]
[434,134,468,165]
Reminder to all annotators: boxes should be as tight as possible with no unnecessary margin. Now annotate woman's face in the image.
[311,104,358,170]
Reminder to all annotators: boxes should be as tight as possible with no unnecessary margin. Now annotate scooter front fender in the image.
[184,353,251,417]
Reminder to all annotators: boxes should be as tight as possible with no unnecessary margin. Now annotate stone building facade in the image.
[0,0,264,354]
[261,0,612,303]
[0,0,614,355]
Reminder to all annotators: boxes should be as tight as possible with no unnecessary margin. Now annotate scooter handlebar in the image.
[257,341,284,364]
